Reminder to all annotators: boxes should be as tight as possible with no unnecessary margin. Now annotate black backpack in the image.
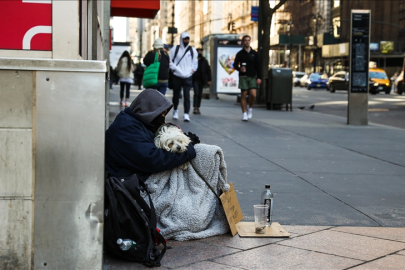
[104,174,167,267]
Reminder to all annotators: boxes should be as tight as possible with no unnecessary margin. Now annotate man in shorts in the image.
[234,35,262,121]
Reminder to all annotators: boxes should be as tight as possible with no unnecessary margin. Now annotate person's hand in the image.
[169,62,176,71]
[240,66,246,73]
[257,78,262,85]
[186,132,200,145]
[207,81,211,85]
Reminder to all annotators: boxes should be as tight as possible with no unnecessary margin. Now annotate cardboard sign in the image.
[220,183,243,236]
[236,222,290,238]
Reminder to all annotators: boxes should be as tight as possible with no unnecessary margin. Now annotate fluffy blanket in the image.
[143,144,230,241]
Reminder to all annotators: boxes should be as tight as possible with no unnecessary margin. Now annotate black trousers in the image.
[135,75,143,89]
[193,80,204,108]
[172,75,192,114]
[120,82,131,99]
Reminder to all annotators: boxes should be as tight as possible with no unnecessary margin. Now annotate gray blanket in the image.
[144,144,230,241]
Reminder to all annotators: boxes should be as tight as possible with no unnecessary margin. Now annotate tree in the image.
[258,0,288,103]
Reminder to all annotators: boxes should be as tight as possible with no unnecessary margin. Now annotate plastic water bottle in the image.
[261,185,273,224]
[117,238,137,251]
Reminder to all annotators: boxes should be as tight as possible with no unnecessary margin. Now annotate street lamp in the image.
[312,14,322,73]
[287,20,294,68]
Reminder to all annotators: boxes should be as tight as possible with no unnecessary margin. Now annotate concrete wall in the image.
[0,58,106,269]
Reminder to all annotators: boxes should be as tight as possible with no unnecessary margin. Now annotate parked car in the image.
[306,73,329,90]
[299,74,309,87]
[327,71,349,93]
[369,68,391,94]
[292,71,306,87]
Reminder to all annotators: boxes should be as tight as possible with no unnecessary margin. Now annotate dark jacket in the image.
[192,56,212,84]
[134,63,144,76]
[144,49,170,81]
[105,89,196,181]
[234,47,262,79]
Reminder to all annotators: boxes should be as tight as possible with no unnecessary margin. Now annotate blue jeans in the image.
[155,82,168,95]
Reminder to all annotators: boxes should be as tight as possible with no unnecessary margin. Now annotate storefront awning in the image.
[111,0,160,19]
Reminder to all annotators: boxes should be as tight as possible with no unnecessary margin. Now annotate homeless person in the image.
[105,89,196,181]
[105,89,230,240]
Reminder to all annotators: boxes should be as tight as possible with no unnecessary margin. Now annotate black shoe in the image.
[193,109,198,114]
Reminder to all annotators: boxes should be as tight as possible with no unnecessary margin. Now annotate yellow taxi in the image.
[369,68,391,94]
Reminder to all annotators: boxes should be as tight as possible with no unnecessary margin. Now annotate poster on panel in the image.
[216,46,240,94]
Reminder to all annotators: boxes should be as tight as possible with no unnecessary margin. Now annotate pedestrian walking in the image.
[169,31,198,122]
[234,35,262,121]
[134,60,144,90]
[116,51,135,107]
[143,38,170,95]
[192,48,211,114]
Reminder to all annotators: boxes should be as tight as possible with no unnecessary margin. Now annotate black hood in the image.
[129,89,173,124]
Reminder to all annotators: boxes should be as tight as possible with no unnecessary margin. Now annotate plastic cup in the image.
[254,204,269,234]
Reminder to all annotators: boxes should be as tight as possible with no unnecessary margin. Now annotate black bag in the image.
[104,174,167,267]
[168,45,194,89]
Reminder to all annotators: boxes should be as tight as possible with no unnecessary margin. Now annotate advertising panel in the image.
[0,0,52,51]
[349,12,370,93]
[380,41,394,54]
[216,46,240,94]
[370,42,379,51]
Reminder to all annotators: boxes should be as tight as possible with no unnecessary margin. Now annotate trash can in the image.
[267,68,293,111]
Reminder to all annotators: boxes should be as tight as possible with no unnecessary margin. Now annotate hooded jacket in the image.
[169,32,198,79]
[105,89,196,180]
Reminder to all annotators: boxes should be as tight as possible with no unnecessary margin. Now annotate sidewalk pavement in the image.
[104,86,405,269]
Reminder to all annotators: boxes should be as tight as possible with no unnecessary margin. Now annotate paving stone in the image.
[280,230,405,261]
[160,239,240,268]
[103,253,169,270]
[282,225,333,238]
[332,227,405,242]
[350,254,405,270]
[176,261,244,270]
[200,234,282,250]
[213,243,362,270]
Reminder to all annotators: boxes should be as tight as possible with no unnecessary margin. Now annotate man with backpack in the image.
[169,31,198,122]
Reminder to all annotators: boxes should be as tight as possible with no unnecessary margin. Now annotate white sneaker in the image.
[184,113,190,122]
[173,110,178,120]
[247,108,253,119]
[242,112,248,121]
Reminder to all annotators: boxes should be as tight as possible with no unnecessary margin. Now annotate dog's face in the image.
[154,125,191,153]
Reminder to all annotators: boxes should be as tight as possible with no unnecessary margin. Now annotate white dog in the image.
[154,123,191,170]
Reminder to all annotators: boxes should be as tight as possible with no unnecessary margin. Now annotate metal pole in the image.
[171,0,175,46]
[313,21,317,73]
[299,44,302,71]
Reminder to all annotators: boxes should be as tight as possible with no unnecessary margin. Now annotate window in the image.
[333,0,340,8]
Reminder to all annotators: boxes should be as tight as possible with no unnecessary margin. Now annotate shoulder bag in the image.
[143,52,160,89]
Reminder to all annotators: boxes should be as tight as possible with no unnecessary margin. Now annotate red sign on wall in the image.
[0,0,52,51]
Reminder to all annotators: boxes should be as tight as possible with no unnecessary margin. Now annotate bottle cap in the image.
[265,184,270,189]
[117,238,123,244]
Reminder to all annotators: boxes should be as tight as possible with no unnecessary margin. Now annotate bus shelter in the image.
[202,34,243,98]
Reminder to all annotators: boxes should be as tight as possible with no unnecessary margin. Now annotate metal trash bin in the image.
[267,68,293,111]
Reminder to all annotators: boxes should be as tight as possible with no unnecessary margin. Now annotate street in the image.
[292,86,405,129]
